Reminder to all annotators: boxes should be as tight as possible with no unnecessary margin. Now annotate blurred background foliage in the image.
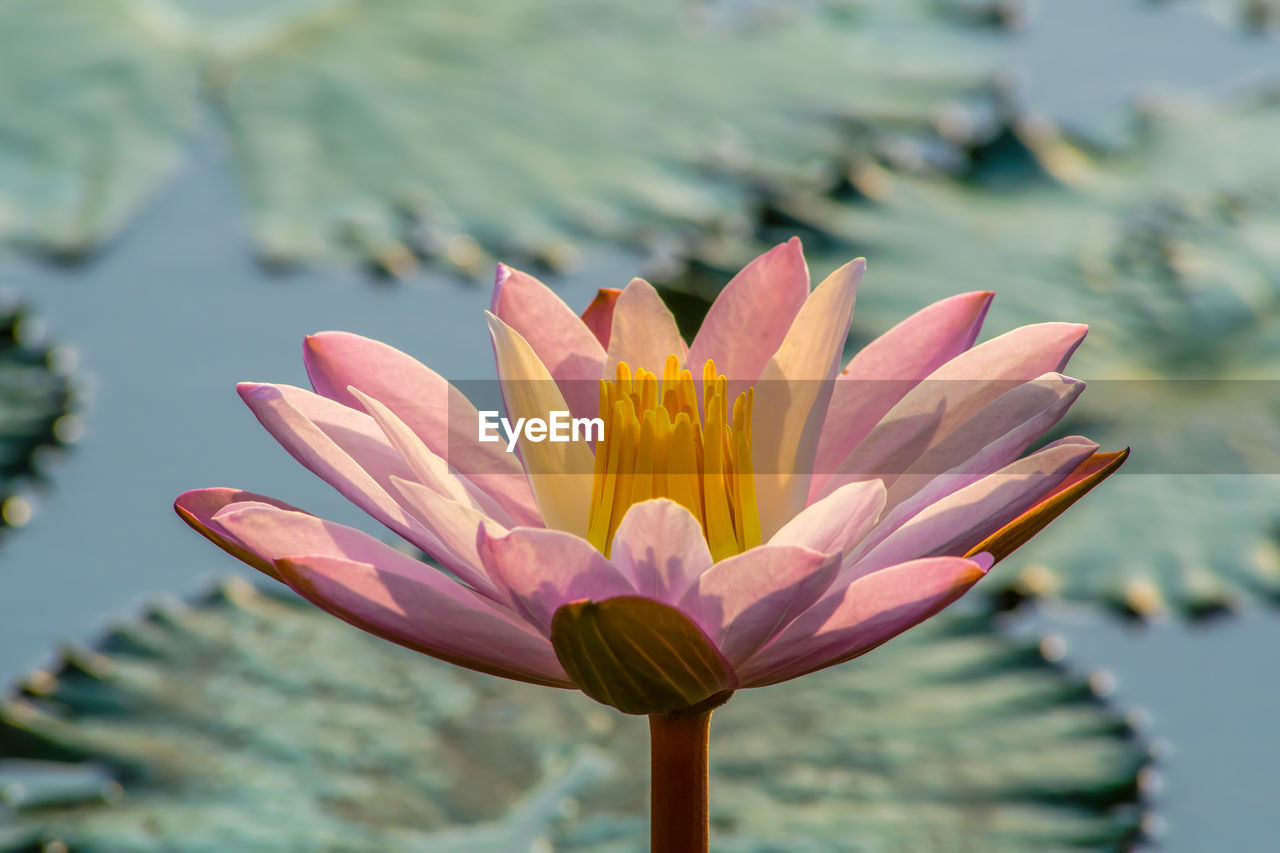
[0,0,1009,273]
[1,0,1278,849]
[0,304,77,543]
[0,582,1151,852]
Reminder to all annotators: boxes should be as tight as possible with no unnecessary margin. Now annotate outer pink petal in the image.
[236,382,499,596]
[605,277,688,376]
[477,525,635,636]
[303,331,539,525]
[880,373,1085,508]
[767,479,886,558]
[607,499,714,603]
[737,554,993,687]
[679,545,840,668]
[810,291,993,498]
[212,504,564,684]
[174,488,305,580]
[580,288,622,348]
[491,264,606,422]
[276,554,570,687]
[817,323,1089,502]
[846,439,1097,580]
[687,238,810,384]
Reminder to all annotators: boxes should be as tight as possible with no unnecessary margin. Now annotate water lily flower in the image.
[176,238,1123,851]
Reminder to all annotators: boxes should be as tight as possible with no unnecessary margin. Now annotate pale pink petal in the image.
[491,264,606,421]
[880,373,1085,508]
[477,525,635,635]
[580,288,622,348]
[679,545,840,667]
[174,488,305,579]
[810,291,993,498]
[349,386,515,525]
[236,382,499,596]
[752,258,864,538]
[767,480,886,558]
[737,554,992,687]
[269,554,568,687]
[486,313,595,537]
[608,499,714,603]
[214,505,560,685]
[605,277,688,376]
[391,476,507,582]
[817,323,1089,501]
[688,238,810,384]
[303,331,539,525]
[846,439,1097,579]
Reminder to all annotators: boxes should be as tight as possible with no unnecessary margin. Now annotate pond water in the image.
[2,0,1279,849]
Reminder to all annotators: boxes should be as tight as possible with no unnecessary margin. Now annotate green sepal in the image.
[550,596,736,716]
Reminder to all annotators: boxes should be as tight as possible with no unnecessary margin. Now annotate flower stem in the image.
[649,708,712,853]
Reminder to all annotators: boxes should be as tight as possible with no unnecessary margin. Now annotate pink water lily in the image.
[176,239,1124,716]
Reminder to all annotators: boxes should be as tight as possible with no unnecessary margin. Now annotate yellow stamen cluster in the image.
[588,354,761,561]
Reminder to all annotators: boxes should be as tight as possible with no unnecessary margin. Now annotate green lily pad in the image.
[0,303,78,538]
[0,0,202,259]
[1,578,1150,851]
[213,0,1011,274]
[665,93,1280,619]
[0,0,1004,272]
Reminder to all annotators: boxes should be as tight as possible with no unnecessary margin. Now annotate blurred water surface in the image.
[1,0,1279,849]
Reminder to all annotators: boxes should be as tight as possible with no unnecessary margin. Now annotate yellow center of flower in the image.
[587,354,761,561]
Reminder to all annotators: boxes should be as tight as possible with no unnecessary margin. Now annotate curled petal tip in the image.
[235,380,274,400]
[491,263,512,310]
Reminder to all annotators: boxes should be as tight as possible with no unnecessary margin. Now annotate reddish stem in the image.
[649,708,712,853]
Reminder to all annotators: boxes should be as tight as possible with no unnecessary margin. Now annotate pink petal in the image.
[810,291,993,498]
[303,331,539,525]
[211,503,565,684]
[817,323,1089,502]
[880,373,1085,509]
[767,480,886,558]
[688,238,810,384]
[846,439,1098,579]
[349,386,514,525]
[276,553,570,687]
[390,475,507,581]
[486,313,595,538]
[679,545,840,667]
[605,277,688,376]
[737,554,992,687]
[477,526,635,635]
[752,258,864,538]
[608,499,714,603]
[174,488,305,580]
[580,287,622,348]
[236,381,499,596]
[491,264,606,422]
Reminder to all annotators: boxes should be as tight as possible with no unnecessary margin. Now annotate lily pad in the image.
[0,0,202,259]
[212,0,1013,274]
[0,0,1005,272]
[1,578,1150,851]
[666,93,1280,619]
[0,303,79,538]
